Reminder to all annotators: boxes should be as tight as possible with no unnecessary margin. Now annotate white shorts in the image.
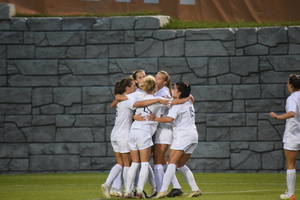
[128,129,153,151]
[111,140,130,153]
[154,127,173,144]
[283,143,300,151]
[170,143,197,154]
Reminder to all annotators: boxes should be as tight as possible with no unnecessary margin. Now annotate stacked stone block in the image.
[0,14,300,173]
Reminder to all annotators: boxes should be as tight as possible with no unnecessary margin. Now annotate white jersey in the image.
[156,86,170,98]
[155,86,171,117]
[283,91,300,144]
[110,94,135,141]
[128,88,145,101]
[154,86,173,144]
[130,94,165,135]
[167,100,198,146]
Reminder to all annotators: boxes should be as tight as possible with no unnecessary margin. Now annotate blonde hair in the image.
[139,75,156,94]
[158,70,172,97]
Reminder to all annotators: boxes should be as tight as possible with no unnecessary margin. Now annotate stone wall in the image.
[1,13,300,173]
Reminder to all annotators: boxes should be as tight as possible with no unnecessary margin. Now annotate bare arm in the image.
[154,116,174,123]
[133,98,168,107]
[170,94,194,105]
[147,113,174,123]
[110,99,119,108]
[110,94,129,108]
[269,111,295,120]
[133,113,146,121]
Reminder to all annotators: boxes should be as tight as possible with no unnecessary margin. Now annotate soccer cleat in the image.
[187,190,202,198]
[101,183,111,198]
[154,190,169,198]
[149,191,158,198]
[280,193,296,200]
[167,188,183,197]
[124,191,135,198]
[136,189,146,199]
[110,187,123,197]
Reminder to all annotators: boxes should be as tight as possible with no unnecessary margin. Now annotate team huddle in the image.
[101,70,201,199]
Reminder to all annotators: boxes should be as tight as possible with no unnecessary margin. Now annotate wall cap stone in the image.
[0,4,15,19]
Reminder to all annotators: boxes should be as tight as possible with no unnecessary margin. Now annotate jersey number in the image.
[189,107,195,118]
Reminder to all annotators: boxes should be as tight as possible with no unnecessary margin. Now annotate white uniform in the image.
[128,88,144,101]
[154,86,173,144]
[283,91,300,150]
[167,100,198,154]
[128,93,165,150]
[110,94,136,153]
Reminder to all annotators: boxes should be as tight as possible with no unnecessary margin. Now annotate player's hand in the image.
[147,114,156,121]
[269,112,277,119]
[158,98,169,106]
[133,113,146,121]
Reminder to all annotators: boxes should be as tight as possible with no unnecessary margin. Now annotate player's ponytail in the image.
[114,77,134,95]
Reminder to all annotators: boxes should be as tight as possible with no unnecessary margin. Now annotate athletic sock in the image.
[154,164,164,192]
[160,163,176,192]
[111,170,122,189]
[171,174,181,189]
[148,164,156,192]
[178,165,199,191]
[123,166,130,190]
[126,162,140,193]
[105,164,122,187]
[137,162,149,191]
[286,169,296,196]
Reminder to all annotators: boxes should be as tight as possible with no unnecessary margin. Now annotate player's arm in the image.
[269,111,295,120]
[133,98,168,107]
[110,94,129,108]
[170,94,194,105]
[154,116,174,123]
[133,113,146,121]
[110,99,119,108]
[147,113,174,123]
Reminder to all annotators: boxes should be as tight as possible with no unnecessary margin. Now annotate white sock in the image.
[171,174,181,189]
[126,162,140,193]
[111,170,122,189]
[178,165,199,191]
[148,165,156,192]
[160,164,176,192]
[105,164,122,187]
[137,162,150,192]
[123,166,130,191]
[287,169,296,196]
[154,164,164,192]
[134,167,141,190]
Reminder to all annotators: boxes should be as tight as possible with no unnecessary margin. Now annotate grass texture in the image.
[0,172,298,200]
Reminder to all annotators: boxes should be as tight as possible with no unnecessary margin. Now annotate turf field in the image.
[0,172,298,200]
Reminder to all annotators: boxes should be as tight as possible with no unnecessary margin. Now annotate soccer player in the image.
[269,74,300,200]
[153,71,184,197]
[101,76,167,198]
[151,82,201,198]
[124,75,168,198]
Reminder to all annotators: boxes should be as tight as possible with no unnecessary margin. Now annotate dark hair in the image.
[114,77,134,95]
[175,81,191,98]
[289,74,300,90]
[132,69,145,88]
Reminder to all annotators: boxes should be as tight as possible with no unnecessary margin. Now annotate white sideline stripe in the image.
[202,189,284,194]
[13,184,97,187]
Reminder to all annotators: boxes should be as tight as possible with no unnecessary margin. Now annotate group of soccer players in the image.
[101,70,201,199]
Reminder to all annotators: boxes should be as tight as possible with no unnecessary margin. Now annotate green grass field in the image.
[0,172,298,200]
